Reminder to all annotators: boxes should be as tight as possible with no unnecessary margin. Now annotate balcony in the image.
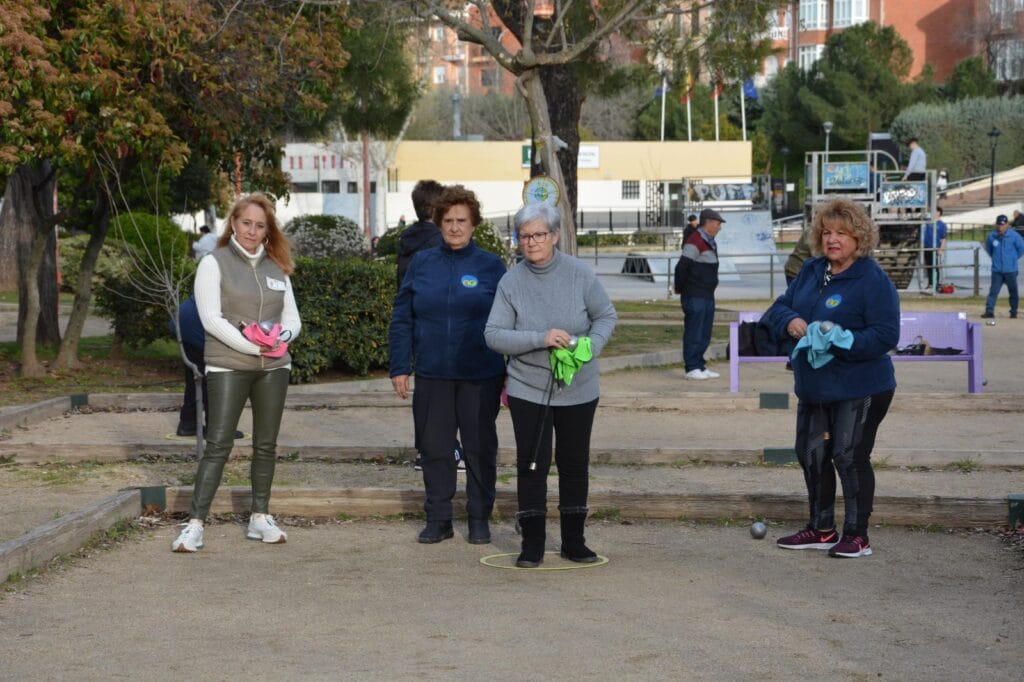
[768,26,789,41]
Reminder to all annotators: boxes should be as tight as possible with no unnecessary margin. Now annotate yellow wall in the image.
[393,140,752,182]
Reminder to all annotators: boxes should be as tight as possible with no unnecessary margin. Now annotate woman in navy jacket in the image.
[762,199,899,558]
[388,185,506,545]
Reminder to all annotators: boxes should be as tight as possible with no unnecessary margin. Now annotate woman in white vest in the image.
[172,193,301,553]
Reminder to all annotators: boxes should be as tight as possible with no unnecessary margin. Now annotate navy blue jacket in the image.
[761,256,899,403]
[388,240,506,381]
[168,297,205,349]
[673,230,719,299]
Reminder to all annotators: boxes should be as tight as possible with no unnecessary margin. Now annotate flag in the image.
[680,72,695,105]
[712,79,726,100]
[743,78,759,100]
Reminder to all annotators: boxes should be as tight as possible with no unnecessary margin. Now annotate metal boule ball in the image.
[985,320,996,326]
[750,521,767,539]
[819,320,833,333]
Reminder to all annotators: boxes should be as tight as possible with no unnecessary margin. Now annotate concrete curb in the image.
[0,489,140,584]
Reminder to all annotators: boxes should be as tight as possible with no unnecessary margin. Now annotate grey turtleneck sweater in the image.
[485,249,617,406]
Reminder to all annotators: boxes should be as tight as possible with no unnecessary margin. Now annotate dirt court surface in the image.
[0,520,1020,679]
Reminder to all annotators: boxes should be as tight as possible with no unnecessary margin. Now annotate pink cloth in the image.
[240,322,289,358]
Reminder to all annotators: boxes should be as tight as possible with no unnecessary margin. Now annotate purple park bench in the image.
[728,311,983,394]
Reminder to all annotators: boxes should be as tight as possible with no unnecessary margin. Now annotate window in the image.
[798,44,825,71]
[321,180,340,194]
[481,69,496,87]
[799,0,827,30]
[833,0,868,28]
[432,25,444,42]
[764,55,779,79]
[433,66,446,84]
[992,0,1024,28]
[387,168,399,193]
[993,38,1024,80]
[291,182,318,193]
[346,181,378,194]
[621,180,640,200]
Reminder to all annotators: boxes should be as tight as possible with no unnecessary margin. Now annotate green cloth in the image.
[549,336,593,385]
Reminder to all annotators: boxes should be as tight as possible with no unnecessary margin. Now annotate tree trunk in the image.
[520,69,578,256]
[0,163,61,355]
[54,192,112,369]
[539,63,584,239]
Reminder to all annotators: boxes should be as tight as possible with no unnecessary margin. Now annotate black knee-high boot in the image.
[559,506,598,563]
[515,511,546,568]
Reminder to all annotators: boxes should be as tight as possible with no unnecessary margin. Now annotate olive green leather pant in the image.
[188,368,290,521]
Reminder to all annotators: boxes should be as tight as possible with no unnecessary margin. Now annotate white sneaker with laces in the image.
[172,520,204,553]
[703,368,720,378]
[685,369,710,380]
[247,513,287,544]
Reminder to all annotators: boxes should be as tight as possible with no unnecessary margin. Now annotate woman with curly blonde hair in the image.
[762,199,899,559]
[173,193,301,553]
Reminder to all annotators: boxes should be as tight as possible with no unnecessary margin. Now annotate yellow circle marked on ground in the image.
[480,551,609,570]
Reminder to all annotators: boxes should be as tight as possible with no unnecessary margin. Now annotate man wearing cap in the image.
[682,213,699,241]
[673,208,724,379]
[982,214,1024,319]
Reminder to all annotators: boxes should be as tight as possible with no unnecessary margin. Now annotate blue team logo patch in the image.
[825,294,843,308]
[461,274,479,288]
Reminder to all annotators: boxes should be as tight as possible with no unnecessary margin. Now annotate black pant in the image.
[508,395,599,514]
[923,250,939,287]
[178,343,207,430]
[795,390,893,538]
[413,376,503,521]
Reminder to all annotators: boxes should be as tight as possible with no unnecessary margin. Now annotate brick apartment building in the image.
[759,0,1024,85]
[416,2,1023,97]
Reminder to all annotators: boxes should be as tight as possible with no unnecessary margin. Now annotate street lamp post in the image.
[988,126,1001,207]
[780,146,790,214]
[823,121,833,163]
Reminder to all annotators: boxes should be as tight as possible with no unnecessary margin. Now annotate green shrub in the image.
[90,213,195,347]
[375,225,402,257]
[576,232,631,247]
[58,233,131,294]
[285,214,368,260]
[631,231,663,246]
[474,219,512,263]
[289,257,396,381]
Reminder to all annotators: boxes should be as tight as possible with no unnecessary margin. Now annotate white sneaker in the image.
[247,513,287,544]
[172,520,204,553]
[703,368,720,378]
[685,369,710,380]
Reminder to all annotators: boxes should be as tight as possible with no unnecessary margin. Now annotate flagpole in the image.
[686,97,692,141]
[714,84,720,141]
[740,82,747,141]
[659,74,667,142]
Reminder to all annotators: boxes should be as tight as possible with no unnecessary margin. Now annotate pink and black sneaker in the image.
[828,534,872,558]
[776,526,839,550]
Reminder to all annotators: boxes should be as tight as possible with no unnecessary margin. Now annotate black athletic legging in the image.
[795,389,894,538]
[507,395,599,514]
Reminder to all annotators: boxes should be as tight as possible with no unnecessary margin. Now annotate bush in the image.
[58,233,131,294]
[374,225,402,258]
[285,214,368,260]
[90,213,195,348]
[474,219,512,263]
[289,257,396,381]
[576,232,631,247]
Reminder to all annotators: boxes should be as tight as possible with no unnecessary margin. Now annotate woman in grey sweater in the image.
[485,203,617,567]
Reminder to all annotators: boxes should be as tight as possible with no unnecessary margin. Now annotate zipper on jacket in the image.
[252,261,266,370]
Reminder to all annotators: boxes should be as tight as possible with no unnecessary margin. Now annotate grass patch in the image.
[603,323,727,357]
[496,472,515,485]
[589,508,623,522]
[944,458,982,473]
[15,460,105,486]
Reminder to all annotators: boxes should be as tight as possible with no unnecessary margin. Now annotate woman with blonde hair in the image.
[172,193,302,553]
[762,199,899,559]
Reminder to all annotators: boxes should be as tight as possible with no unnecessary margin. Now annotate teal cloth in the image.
[549,336,593,385]
[790,321,854,369]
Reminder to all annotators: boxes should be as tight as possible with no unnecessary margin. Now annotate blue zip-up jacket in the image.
[761,256,899,403]
[388,240,506,381]
[984,228,1024,273]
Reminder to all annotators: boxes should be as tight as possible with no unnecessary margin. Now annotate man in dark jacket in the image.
[396,180,445,287]
[674,208,725,380]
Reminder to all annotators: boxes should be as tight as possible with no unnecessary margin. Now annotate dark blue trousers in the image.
[681,296,715,372]
[413,375,503,521]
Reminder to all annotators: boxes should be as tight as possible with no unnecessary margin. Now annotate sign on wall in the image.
[879,181,928,208]
[822,162,870,191]
[520,143,601,169]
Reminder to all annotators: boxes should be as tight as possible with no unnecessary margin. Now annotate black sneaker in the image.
[981,312,995,319]
[1011,312,1018,319]
[776,526,839,550]
[455,446,466,472]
